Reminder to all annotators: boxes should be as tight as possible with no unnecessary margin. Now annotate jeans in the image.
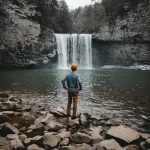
[67,91,79,117]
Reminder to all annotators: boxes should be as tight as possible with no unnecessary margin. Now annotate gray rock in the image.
[29,122,44,130]
[106,118,122,126]
[0,92,9,98]
[107,125,140,143]
[60,138,69,146]
[10,138,24,150]
[79,113,88,126]
[71,132,92,144]
[43,132,59,148]
[0,137,11,150]
[96,139,123,150]
[66,117,79,127]
[27,144,45,150]
[0,123,20,136]
[0,114,9,124]
[126,145,140,150]
[57,131,71,140]
[45,121,63,131]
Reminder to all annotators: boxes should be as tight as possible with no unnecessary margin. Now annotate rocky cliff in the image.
[0,0,57,68]
[93,1,150,65]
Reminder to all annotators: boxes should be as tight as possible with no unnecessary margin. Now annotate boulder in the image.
[30,135,43,145]
[126,145,140,150]
[43,132,59,148]
[27,144,45,150]
[106,118,122,126]
[0,123,20,136]
[0,92,9,98]
[71,132,92,144]
[79,113,88,126]
[60,138,69,146]
[57,131,71,139]
[45,121,63,131]
[73,143,92,150]
[6,134,19,140]
[95,139,123,150]
[0,137,10,150]
[66,117,79,127]
[90,132,104,143]
[0,114,9,124]
[10,138,24,150]
[107,125,140,143]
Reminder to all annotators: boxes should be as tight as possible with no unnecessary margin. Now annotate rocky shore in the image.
[0,92,150,150]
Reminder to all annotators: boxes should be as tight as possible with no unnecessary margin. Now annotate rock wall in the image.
[0,0,57,68]
[93,1,150,65]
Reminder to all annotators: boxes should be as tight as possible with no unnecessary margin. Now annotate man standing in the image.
[62,64,82,119]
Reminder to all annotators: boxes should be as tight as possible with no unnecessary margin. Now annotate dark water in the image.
[0,68,150,132]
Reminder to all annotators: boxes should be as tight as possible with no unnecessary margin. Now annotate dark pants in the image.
[67,91,79,117]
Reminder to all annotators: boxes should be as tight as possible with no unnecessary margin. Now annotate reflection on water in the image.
[0,68,150,132]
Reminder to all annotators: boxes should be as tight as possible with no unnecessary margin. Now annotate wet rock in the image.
[57,131,71,139]
[21,104,31,111]
[34,113,55,125]
[45,121,63,132]
[60,138,69,146]
[23,112,35,125]
[0,123,20,136]
[106,118,122,126]
[71,132,92,144]
[0,101,18,111]
[79,113,88,126]
[0,114,9,124]
[10,138,24,150]
[107,125,140,144]
[0,137,10,150]
[144,138,150,149]
[43,132,59,148]
[6,134,19,140]
[27,144,45,150]
[0,92,9,98]
[125,145,140,150]
[66,117,79,127]
[95,139,123,150]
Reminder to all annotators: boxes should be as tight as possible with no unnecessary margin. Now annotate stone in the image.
[139,132,150,140]
[0,137,10,150]
[21,104,31,111]
[144,138,150,149]
[30,135,43,145]
[43,132,59,148]
[0,123,19,136]
[0,114,9,124]
[1,111,14,116]
[90,126,103,133]
[60,146,76,150]
[57,131,71,139]
[0,101,18,111]
[29,122,44,130]
[66,117,79,127]
[23,138,32,145]
[6,134,19,140]
[10,138,24,150]
[79,113,88,126]
[96,139,123,150]
[22,112,35,125]
[126,145,140,150]
[106,118,122,126]
[60,138,69,146]
[27,144,45,150]
[9,96,21,103]
[107,125,140,143]
[0,92,9,98]
[71,132,92,144]
[56,107,66,116]
[45,121,63,132]
[90,132,104,143]
[73,143,93,150]
[19,134,27,142]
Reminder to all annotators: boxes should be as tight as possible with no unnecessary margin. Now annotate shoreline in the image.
[0,92,150,150]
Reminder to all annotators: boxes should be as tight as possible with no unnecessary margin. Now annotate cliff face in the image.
[0,0,57,68]
[93,1,150,65]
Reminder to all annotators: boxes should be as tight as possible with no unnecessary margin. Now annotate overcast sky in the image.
[65,0,101,10]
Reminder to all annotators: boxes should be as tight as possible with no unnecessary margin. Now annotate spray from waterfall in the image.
[55,34,92,69]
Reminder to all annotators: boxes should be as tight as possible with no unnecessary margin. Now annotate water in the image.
[0,68,150,132]
[55,34,92,69]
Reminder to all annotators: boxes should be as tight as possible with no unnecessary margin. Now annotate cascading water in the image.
[55,34,92,69]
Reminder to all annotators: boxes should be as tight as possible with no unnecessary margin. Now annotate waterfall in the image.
[55,34,92,69]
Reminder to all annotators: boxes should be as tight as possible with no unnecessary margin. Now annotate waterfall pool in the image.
[0,68,150,132]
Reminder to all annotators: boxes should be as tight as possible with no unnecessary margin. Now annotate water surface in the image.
[0,68,150,132]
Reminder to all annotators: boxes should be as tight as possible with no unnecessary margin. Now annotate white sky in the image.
[65,0,101,10]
